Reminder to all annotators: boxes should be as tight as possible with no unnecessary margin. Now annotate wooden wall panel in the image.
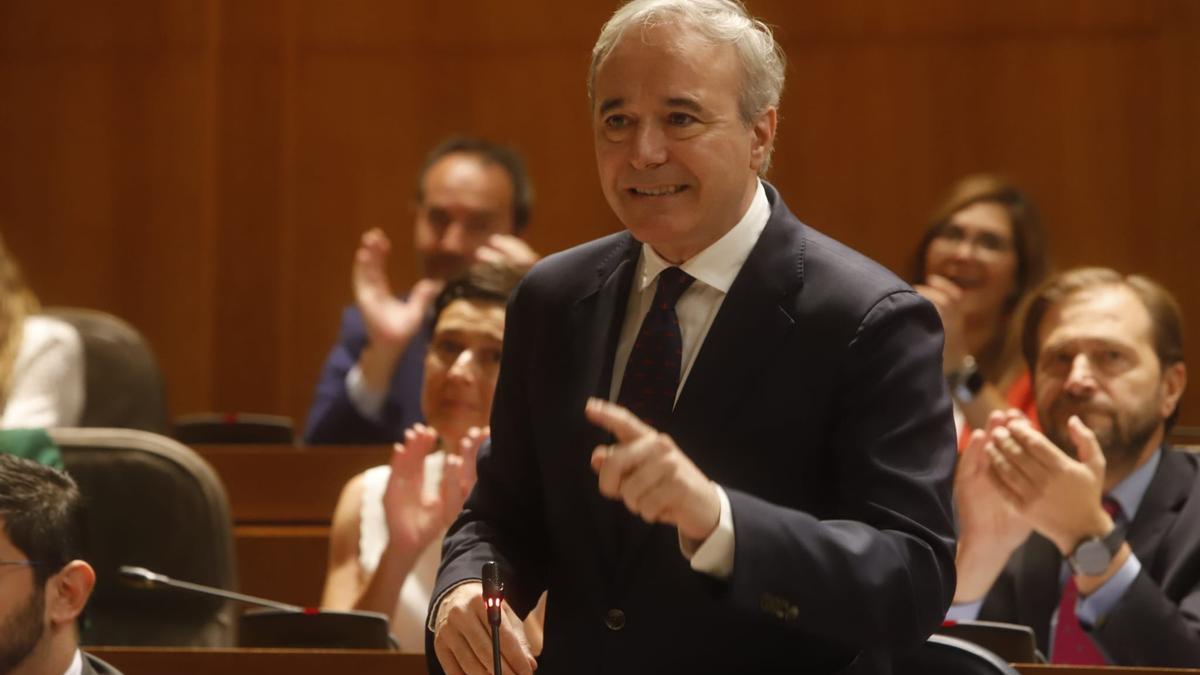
[2,0,1198,429]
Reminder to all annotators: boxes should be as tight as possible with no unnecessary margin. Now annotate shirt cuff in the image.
[945,599,984,622]
[346,365,386,421]
[426,578,481,632]
[679,484,734,579]
[1076,553,1141,627]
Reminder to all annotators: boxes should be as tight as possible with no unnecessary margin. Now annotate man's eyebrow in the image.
[598,98,625,115]
[666,97,704,113]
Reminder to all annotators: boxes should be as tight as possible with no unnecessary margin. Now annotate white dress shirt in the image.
[608,180,770,579]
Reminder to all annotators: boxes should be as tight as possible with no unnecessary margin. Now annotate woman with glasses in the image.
[911,174,1050,446]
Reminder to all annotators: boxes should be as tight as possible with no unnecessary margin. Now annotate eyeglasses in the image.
[930,224,1014,256]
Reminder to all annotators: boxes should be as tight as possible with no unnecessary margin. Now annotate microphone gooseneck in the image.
[118,565,305,613]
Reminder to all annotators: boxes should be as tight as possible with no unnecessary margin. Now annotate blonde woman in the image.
[0,234,84,428]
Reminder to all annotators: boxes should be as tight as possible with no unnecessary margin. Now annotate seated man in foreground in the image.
[0,453,121,675]
[951,267,1200,665]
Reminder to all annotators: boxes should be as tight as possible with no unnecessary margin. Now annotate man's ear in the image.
[1160,362,1187,420]
[748,106,777,174]
[44,560,95,627]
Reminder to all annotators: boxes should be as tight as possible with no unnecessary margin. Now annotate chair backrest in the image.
[893,634,1021,675]
[51,428,237,647]
[174,412,295,445]
[42,307,169,434]
[937,620,1043,664]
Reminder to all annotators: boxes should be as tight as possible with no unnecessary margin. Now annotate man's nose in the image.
[630,124,668,170]
[1064,354,1097,394]
[438,221,471,256]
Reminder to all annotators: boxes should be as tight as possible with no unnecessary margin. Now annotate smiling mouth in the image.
[628,185,688,197]
[945,273,983,290]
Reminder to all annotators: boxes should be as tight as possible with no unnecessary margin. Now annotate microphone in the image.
[119,565,304,612]
[482,561,504,675]
[119,565,396,649]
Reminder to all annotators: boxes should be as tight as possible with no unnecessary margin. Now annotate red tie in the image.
[1051,497,1121,664]
[617,266,695,431]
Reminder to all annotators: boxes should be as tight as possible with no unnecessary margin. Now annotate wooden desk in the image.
[89,647,425,675]
[85,648,1200,675]
[195,444,392,523]
[193,445,391,604]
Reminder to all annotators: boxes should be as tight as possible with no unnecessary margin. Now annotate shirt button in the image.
[605,608,626,631]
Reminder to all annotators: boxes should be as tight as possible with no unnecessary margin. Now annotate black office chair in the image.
[937,619,1043,663]
[173,412,295,445]
[52,428,237,647]
[42,307,169,434]
[893,634,1020,675]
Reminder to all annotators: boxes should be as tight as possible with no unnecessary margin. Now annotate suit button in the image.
[605,608,625,631]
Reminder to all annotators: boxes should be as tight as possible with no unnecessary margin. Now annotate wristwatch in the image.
[947,355,984,402]
[1068,521,1128,576]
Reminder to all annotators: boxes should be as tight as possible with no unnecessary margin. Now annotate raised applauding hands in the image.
[383,425,486,554]
[914,274,968,371]
[954,409,1114,601]
[354,228,445,354]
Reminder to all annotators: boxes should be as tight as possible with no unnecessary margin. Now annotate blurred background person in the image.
[911,174,1049,445]
[321,262,542,653]
[304,137,539,445]
[0,233,83,429]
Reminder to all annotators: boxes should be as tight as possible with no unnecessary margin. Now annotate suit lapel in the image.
[614,186,804,582]
[1012,533,1062,654]
[565,234,640,574]
[1127,449,1194,568]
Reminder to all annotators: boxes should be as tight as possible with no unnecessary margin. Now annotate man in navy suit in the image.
[427,2,958,673]
[304,138,539,444]
[950,268,1200,665]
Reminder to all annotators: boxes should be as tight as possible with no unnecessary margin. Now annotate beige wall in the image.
[2,1,1198,428]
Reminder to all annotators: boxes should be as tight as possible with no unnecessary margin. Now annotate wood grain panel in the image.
[1,0,1197,428]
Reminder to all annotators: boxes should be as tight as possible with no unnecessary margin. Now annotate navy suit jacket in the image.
[979,447,1200,666]
[303,305,430,444]
[429,185,958,674]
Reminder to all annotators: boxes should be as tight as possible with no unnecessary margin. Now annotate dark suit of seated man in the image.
[0,454,122,675]
[304,138,539,444]
[426,1,959,673]
[949,267,1200,666]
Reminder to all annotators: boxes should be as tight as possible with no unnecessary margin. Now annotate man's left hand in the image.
[987,415,1113,556]
[585,397,720,543]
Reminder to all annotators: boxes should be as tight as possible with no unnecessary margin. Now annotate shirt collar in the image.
[637,180,770,293]
[65,649,83,675]
[1108,447,1162,522]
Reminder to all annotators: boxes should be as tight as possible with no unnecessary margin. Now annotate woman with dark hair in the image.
[321,261,543,653]
[912,174,1050,445]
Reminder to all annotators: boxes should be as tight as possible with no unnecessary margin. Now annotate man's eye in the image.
[604,115,630,129]
[427,209,451,228]
[435,340,464,358]
[483,348,503,365]
[667,112,697,126]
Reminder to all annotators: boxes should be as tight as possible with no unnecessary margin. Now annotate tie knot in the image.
[653,267,695,308]
[1102,496,1121,519]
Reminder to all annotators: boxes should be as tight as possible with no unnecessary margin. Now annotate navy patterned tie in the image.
[617,266,695,430]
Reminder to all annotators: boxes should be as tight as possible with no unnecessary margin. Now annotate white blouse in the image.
[2,315,85,429]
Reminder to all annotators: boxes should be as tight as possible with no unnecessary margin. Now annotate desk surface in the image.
[86,648,1200,675]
